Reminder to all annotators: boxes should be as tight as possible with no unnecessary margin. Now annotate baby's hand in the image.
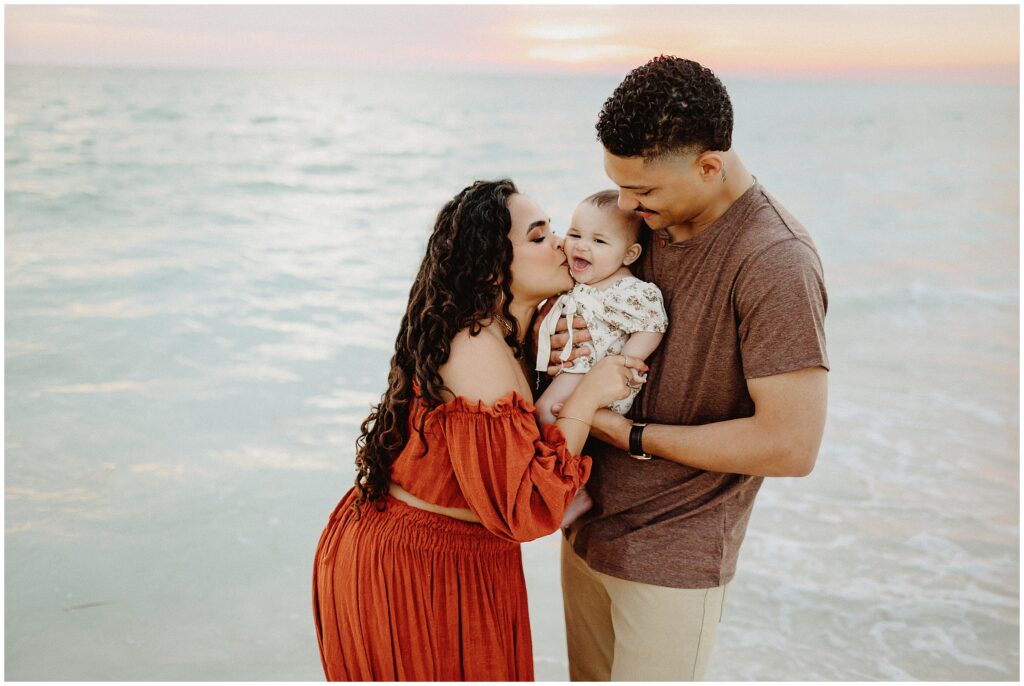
[629,368,648,386]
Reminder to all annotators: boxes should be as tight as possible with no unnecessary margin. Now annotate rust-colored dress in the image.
[312,389,591,681]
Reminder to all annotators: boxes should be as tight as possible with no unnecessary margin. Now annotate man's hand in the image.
[547,315,593,376]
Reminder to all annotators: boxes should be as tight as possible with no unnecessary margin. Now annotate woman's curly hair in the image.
[351,179,523,513]
[596,55,733,159]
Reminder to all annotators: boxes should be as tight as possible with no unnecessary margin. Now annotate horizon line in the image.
[6,59,1018,86]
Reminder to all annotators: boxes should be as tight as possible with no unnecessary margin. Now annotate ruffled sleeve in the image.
[437,392,592,543]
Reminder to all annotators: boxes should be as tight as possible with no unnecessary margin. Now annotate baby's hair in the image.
[582,189,643,243]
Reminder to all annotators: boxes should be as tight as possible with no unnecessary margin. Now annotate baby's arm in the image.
[535,372,586,427]
[619,331,664,382]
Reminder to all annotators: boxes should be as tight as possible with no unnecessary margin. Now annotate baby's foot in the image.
[561,489,594,528]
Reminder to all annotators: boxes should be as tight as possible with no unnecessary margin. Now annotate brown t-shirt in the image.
[570,181,829,589]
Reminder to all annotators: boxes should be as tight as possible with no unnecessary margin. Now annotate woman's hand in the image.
[576,354,649,408]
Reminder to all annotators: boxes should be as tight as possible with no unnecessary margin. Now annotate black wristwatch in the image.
[628,423,652,460]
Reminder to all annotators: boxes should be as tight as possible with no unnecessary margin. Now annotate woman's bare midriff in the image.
[388,482,481,524]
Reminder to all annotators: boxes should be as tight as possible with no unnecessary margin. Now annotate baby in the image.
[535,190,668,527]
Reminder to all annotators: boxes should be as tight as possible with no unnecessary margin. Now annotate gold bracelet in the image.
[556,415,591,428]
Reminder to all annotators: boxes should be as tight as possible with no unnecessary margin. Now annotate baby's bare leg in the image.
[561,488,593,528]
[535,372,586,426]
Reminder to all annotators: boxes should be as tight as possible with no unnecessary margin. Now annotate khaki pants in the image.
[560,534,726,681]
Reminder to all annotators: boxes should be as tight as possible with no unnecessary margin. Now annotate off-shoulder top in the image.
[389,388,592,543]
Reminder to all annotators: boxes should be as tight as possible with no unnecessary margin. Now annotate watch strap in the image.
[628,423,651,460]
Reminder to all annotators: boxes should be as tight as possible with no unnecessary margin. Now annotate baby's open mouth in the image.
[572,257,591,272]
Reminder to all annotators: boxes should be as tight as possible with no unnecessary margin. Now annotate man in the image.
[550,55,829,681]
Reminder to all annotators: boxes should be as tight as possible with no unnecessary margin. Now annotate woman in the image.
[312,179,646,681]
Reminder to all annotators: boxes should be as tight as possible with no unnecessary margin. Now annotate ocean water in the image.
[5,64,1018,680]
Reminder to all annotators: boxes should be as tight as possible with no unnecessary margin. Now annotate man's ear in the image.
[623,242,642,266]
[696,151,723,179]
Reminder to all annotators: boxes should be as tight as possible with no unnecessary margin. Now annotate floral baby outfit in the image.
[536,276,668,414]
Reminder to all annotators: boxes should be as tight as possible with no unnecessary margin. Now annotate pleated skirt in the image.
[312,488,534,681]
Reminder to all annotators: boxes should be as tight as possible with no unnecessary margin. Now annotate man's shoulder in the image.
[745,186,817,247]
[731,186,821,269]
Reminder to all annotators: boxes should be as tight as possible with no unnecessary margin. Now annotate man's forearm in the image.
[593,411,820,478]
[647,415,819,477]
[592,368,827,478]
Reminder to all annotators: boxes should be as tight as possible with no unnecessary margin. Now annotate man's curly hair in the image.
[596,55,733,160]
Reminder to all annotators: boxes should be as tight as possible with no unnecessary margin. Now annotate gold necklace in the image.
[495,315,513,337]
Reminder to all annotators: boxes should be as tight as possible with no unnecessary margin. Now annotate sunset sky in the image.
[5,4,1019,81]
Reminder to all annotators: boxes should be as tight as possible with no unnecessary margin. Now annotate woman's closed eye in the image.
[530,228,552,244]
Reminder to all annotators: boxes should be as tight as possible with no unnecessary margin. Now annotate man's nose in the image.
[617,191,637,212]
